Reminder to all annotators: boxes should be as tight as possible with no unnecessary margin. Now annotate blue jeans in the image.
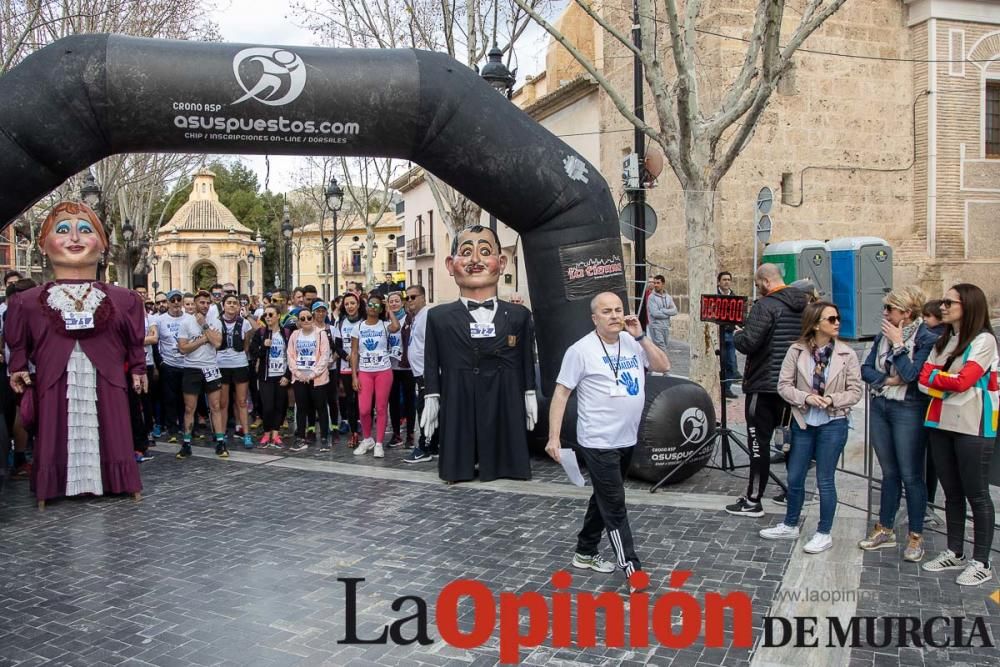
[785,419,849,534]
[722,330,738,381]
[869,396,927,533]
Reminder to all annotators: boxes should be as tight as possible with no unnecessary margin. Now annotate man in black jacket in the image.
[725,263,809,517]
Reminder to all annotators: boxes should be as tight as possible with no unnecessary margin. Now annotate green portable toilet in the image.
[761,240,832,300]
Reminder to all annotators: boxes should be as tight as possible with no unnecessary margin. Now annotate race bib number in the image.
[63,311,94,330]
[297,356,315,370]
[202,366,222,383]
[361,352,387,367]
[470,322,496,339]
[267,357,286,377]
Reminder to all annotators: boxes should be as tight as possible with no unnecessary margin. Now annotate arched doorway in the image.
[161,260,172,292]
[191,261,218,290]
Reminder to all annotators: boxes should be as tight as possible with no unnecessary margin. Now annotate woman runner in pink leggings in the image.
[351,293,400,459]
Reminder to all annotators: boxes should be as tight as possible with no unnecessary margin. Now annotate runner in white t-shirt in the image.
[334,293,364,447]
[176,291,227,458]
[249,304,290,448]
[385,291,412,448]
[216,295,255,449]
[546,292,670,590]
[154,291,188,439]
[350,293,400,459]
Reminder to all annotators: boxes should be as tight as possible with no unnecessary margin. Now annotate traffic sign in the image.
[756,214,772,244]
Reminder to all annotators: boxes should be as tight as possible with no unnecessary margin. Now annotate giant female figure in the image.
[6,202,145,508]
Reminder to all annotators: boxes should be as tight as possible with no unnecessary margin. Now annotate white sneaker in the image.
[803,532,833,554]
[956,560,993,586]
[373,443,385,458]
[353,438,376,456]
[759,523,800,540]
[922,549,968,572]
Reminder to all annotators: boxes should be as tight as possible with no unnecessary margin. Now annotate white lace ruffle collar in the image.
[46,282,106,315]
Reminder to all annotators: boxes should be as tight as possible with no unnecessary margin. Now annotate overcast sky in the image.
[209,0,551,193]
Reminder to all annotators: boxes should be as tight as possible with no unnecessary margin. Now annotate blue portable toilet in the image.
[828,237,893,339]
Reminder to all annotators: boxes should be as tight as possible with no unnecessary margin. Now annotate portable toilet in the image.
[828,237,893,339]
[761,240,832,300]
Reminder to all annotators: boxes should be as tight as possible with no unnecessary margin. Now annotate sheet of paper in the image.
[559,448,586,486]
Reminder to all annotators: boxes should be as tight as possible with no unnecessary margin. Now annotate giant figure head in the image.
[445,225,506,297]
[38,202,108,276]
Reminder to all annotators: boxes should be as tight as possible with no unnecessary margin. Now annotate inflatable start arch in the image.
[0,34,627,392]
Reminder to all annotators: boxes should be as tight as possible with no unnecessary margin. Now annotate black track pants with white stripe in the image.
[575,444,641,576]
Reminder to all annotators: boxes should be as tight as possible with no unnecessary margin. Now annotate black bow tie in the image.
[467,300,495,311]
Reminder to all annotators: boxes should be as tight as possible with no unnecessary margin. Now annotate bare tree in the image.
[514,0,847,388]
[289,156,356,295]
[294,0,552,236]
[339,157,403,288]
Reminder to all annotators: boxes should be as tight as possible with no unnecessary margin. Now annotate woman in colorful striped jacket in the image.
[918,283,998,586]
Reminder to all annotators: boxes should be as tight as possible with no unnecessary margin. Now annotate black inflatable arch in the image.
[0,34,628,391]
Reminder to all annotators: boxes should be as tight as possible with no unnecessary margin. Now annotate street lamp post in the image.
[80,170,103,217]
[255,232,266,291]
[281,205,293,292]
[150,251,159,293]
[247,249,256,296]
[121,218,134,289]
[324,176,344,299]
[481,45,515,233]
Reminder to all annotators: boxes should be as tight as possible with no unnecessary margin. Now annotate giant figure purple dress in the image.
[6,280,145,501]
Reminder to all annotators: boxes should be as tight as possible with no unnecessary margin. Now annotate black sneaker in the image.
[404,447,432,463]
[773,493,787,505]
[215,443,230,458]
[176,444,193,459]
[725,496,764,517]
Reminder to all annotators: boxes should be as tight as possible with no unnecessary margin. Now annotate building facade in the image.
[151,169,261,293]
[595,0,1000,321]
[292,209,403,301]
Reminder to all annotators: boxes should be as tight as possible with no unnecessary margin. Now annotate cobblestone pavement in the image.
[1,455,788,667]
[2,432,999,666]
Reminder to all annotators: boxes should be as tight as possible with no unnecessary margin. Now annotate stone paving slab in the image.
[1,455,794,666]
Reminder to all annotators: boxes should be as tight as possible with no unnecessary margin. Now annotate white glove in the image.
[525,391,538,432]
[420,395,440,441]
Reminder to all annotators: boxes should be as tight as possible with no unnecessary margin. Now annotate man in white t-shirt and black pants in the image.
[546,292,670,591]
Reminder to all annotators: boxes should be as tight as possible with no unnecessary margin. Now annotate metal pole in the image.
[752,209,758,301]
[332,210,339,298]
[631,0,646,315]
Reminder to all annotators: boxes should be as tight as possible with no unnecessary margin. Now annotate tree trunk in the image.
[683,184,720,396]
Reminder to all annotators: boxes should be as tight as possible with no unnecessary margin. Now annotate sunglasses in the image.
[211,292,223,298]
[168,297,182,303]
[263,313,275,318]
[367,302,382,308]
[883,304,899,312]
[225,290,237,295]
[941,298,961,308]
[299,316,313,322]
[823,315,841,324]
[405,295,421,301]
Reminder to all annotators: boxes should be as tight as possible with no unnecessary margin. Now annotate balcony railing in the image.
[405,235,433,257]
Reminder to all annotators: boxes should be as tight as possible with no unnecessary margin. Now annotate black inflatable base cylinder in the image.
[627,375,716,485]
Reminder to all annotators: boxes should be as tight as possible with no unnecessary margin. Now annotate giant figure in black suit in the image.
[421,225,538,482]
